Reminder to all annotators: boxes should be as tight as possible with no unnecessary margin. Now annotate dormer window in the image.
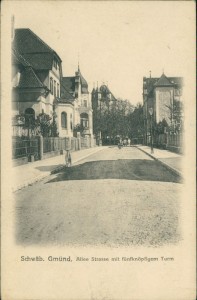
[53,58,58,70]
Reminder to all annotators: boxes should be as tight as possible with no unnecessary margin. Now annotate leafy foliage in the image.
[14,112,59,137]
[127,103,144,138]
[165,99,184,132]
[73,123,85,137]
[154,119,168,134]
[94,98,134,139]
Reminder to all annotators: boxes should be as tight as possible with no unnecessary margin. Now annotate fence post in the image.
[38,135,43,160]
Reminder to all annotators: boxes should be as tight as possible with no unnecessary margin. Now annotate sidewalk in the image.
[12,147,105,192]
[136,145,183,178]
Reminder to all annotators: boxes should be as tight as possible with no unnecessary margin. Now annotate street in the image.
[15,146,182,247]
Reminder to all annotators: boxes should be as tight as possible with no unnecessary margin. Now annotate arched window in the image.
[61,112,67,128]
[80,113,89,128]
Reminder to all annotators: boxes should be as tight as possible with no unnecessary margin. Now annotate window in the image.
[57,83,60,98]
[61,112,67,128]
[54,80,56,97]
[80,113,89,128]
[70,114,73,130]
[84,100,87,107]
[53,59,58,70]
[53,59,57,69]
[50,78,53,95]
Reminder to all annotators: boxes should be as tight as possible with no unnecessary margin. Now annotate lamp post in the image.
[149,107,154,154]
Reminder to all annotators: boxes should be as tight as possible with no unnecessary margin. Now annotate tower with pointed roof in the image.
[143,72,183,144]
[62,65,93,137]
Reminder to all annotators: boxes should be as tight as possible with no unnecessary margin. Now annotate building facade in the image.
[62,66,93,137]
[143,73,183,144]
[12,28,90,138]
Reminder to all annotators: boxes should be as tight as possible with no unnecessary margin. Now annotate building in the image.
[91,83,116,137]
[62,66,93,137]
[143,72,183,144]
[12,28,78,137]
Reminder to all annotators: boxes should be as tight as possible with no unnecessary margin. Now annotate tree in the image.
[73,123,85,137]
[165,99,184,132]
[154,118,168,134]
[94,98,134,141]
[13,112,59,137]
[127,103,144,140]
[35,112,59,137]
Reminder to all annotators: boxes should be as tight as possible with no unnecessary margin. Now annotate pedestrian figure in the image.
[128,138,131,147]
[65,150,72,167]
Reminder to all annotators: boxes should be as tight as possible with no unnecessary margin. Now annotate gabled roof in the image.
[144,74,183,98]
[13,28,61,71]
[60,81,75,102]
[154,73,174,87]
[14,28,60,56]
[99,84,116,101]
[12,48,31,67]
[22,53,54,70]
[62,67,89,94]
[62,77,75,93]
[18,67,45,89]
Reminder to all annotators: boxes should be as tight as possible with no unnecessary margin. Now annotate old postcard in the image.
[1,1,196,299]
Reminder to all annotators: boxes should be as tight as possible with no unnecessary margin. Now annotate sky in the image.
[8,1,195,105]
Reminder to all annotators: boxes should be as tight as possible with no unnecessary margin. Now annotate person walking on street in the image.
[65,149,72,167]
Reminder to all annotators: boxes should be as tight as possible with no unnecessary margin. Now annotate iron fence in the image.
[43,137,73,153]
[12,137,39,160]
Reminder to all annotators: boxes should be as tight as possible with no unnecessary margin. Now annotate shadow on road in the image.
[46,159,181,184]
[35,164,63,172]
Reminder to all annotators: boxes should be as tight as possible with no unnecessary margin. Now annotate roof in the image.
[168,77,183,87]
[12,48,31,67]
[77,67,88,87]
[60,82,75,102]
[154,73,174,87]
[62,67,89,94]
[22,53,54,70]
[62,77,75,93]
[144,74,183,97]
[18,67,45,89]
[13,28,61,70]
[98,84,116,101]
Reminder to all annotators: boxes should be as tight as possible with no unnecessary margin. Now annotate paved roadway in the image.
[15,146,182,247]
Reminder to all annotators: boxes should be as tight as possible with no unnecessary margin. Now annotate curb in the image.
[13,147,105,192]
[136,146,183,179]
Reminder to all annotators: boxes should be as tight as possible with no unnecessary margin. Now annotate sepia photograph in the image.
[1,1,196,299]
